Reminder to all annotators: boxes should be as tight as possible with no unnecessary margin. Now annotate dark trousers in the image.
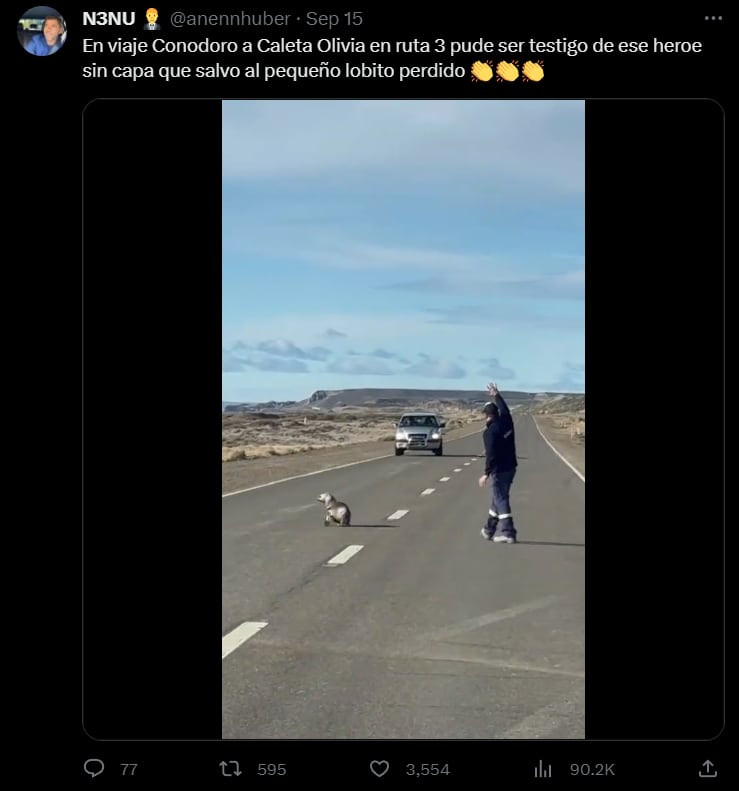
[485,467,517,537]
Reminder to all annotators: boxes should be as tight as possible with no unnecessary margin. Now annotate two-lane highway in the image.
[222,415,585,739]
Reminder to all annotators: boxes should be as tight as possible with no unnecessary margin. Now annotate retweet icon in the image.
[522,60,545,81]
[496,61,519,82]
[471,60,494,82]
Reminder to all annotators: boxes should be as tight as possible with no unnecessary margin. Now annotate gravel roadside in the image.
[531,414,585,478]
[221,423,483,495]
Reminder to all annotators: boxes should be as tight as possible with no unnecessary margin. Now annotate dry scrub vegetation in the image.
[531,394,585,474]
[533,394,585,442]
[222,406,481,463]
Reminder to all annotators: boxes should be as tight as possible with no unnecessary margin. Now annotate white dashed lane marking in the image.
[387,509,409,520]
[420,488,435,496]
[222,621,268,660]
[325,544,364,566]
[453,468,463,472]
[439,477,450,482]
[464,462,471,466]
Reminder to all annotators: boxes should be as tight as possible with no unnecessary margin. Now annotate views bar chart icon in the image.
[534,760,552,778]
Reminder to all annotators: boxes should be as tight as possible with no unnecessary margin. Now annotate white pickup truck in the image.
[394,411,445,456]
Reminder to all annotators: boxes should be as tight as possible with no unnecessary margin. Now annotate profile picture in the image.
[18,6,67,56]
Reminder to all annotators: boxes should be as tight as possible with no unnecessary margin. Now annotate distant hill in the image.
[530,394,586,414]
[299,387,535,409]
[223,387,583,413]
[222,399,296,412]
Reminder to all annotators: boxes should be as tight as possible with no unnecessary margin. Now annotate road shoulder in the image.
[531,414,585,479]
[222,423,484,494]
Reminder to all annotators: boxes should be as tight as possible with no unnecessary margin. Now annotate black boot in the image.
[481,513,499,540]
[493,517,517,543]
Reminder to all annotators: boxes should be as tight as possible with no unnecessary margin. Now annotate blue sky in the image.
[222,100,584,403]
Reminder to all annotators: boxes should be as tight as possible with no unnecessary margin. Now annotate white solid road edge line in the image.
[532,416,585,483]
[325,544,364,566]
[387,509,409,520]
[222,621,268,660]
[222,453,393,498]
[222,427,484,498]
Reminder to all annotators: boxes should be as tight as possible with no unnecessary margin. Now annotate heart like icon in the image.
[369,760,390,777]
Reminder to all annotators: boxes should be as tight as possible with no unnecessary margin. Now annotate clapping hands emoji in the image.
[496,61,519,81]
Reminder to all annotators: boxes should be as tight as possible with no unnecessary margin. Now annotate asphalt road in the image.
[222,415,585,739]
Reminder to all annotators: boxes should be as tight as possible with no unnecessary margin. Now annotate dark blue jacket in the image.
[483,394,517,475]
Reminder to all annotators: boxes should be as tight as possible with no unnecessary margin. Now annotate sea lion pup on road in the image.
[317,492,352,526]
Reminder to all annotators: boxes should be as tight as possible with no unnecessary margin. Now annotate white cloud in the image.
[224,336,522,384]
[423,304,583,332]
[222,228,513,274]
[226,313,433,347]
[256,339,330,360]
[250,356,309,373]
[222,347,310,373]
[370,348,398,359]
[222,100,584,197]
[403,357,467,379]
[478,357,516,379]
[528,361,585,392]
[378,268,584,300]
[326,357,395,375]
[310,240,496,272]
[222,348,244,372]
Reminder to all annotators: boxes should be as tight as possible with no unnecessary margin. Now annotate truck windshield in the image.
[400,416,437,427]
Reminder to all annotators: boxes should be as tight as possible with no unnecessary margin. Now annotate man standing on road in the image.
[479,382,518,543]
